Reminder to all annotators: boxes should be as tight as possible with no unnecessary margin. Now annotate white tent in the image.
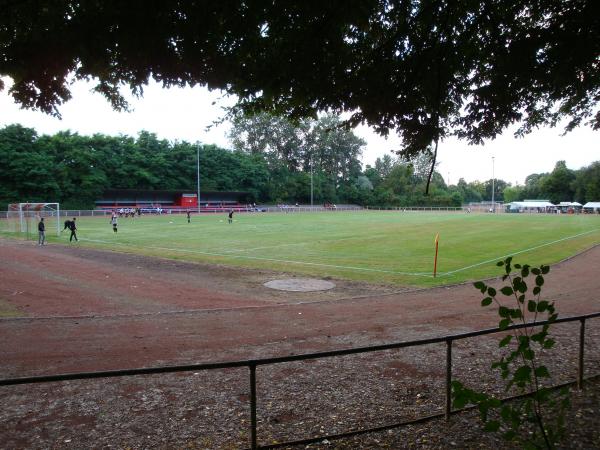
[509,201,555,209]
[558,201,582,207]
[583,202,600,210]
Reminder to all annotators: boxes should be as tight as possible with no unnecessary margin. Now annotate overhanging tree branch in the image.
[0,1,598,160]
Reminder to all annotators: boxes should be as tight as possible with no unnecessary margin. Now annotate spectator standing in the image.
[38,217,46,245]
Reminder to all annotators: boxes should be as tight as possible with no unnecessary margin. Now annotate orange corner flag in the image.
[434,234,440,277]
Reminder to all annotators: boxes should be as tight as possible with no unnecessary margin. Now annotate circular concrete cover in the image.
[264,278,336,292]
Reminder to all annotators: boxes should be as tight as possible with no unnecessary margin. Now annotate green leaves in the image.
[498,306,510,318]
[462,260,567,448]
[484,420,500,432]
[500,286,514,296]
[499,335,513,347]
[537,301,549,313]
[512,366,532,387]
[481,297,493,307]
[474,281,487,293]
[535,366,550,378]
[523,349,535,360]
[513,277,527,294]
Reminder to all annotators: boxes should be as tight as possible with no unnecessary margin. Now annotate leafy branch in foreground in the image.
[452,257,570,449]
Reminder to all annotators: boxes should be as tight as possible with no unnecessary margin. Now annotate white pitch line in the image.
[81,238,432,277]
[440,228,600,276]
[219,233,389,253]
[219,240,313,253]
[79,227,600,279]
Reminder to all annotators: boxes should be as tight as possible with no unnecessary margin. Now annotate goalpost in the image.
[6,203,61,238]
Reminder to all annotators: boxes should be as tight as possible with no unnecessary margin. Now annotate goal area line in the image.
[82,228,600,279]
[82,238,432,277]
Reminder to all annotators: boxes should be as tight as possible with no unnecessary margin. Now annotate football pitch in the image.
[11,211,600,286]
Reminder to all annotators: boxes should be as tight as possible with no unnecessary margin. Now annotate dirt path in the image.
[1,238,599,377]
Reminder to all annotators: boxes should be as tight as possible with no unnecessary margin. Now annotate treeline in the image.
[501,161,600,204]
[0,121,598,210]
[0,124,271,209]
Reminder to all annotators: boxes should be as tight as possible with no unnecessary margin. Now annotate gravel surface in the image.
[1,326,599,449]
[1,238,599,449]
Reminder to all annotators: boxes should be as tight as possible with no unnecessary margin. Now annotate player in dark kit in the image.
[228,209,234,224]
[186,210,191,223]
[67,217,78,241]
[38,217,46,245]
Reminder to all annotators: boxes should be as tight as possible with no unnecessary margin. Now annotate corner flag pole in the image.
[434,233,440,277]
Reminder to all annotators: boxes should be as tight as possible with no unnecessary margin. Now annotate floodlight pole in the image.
[310,155,314,209]
[491,156,495,213]
[197,144,201,214]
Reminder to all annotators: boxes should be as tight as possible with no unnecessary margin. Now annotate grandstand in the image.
[95,189,251,213]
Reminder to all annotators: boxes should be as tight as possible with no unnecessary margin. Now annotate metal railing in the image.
[1,312,599,449]
[1,206,508,218]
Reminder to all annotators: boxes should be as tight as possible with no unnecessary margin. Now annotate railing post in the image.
[578,319,586,390]
[249,363,258,449]
[445,339,452,421]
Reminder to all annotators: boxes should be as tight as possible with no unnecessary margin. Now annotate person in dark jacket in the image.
[38,217,46,245]
[68,217,78,242]
[228,209,234,224]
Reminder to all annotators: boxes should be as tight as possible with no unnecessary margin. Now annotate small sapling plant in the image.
[452,257,570,449]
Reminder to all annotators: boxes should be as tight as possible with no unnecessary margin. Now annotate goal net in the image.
[6,203,61,238]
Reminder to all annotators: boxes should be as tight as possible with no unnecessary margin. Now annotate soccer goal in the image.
[6,203,61,237]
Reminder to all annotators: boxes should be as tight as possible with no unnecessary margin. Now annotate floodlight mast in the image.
[197,143,201,214]
[491,156,495,213]
[310,155,314,209]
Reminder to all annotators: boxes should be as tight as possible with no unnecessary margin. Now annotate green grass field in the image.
[5,211,600,286]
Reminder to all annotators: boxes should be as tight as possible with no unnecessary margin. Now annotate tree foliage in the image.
[1,123,596,209]
[453,259,570,449]
[2,1,598,161]
[0,124,271,208]
[573,161,600,202]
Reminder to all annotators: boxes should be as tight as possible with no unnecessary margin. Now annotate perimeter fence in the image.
[1,205,495,221]
[1,312,598,449]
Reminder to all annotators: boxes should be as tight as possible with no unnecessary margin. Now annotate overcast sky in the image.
[1,78,598,185]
